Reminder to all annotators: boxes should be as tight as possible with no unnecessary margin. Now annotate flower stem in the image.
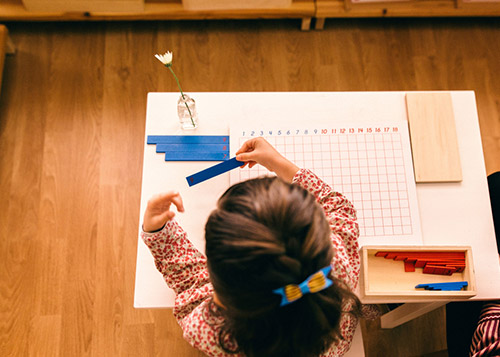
[168,66,195,127]
[168,66,184,98]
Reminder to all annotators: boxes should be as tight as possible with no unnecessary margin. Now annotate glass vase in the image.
[177,94,198,130]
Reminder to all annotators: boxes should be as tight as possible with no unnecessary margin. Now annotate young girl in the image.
[142,137,366,356]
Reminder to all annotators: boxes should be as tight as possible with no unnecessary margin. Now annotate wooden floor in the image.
[0,18,498,356]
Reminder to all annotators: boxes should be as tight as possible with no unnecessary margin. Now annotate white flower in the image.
[155,52,173,66]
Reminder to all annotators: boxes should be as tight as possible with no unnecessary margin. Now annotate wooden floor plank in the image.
[0,26,49,357]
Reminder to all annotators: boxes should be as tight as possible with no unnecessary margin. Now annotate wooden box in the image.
[359,246,476,302]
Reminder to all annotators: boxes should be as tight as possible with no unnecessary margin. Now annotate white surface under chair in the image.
[134,92,500,352]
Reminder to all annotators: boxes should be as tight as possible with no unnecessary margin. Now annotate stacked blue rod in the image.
[147,135,229,144]
[415,281,468,291]
[147,135,230,161]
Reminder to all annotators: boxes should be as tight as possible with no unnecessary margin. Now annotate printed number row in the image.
[242,127,400,137]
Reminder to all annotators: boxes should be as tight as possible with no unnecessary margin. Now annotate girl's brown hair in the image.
[205,177,362,357]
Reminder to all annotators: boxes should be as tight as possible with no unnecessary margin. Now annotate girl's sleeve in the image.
[141,220,213,320]
[470,302,500,357]
[292,168,360,290]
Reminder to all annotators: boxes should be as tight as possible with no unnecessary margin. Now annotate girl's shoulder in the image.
[321,313,359,357]
[180,299,242,357]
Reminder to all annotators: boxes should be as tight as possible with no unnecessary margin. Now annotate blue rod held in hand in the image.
[186,157,244,187]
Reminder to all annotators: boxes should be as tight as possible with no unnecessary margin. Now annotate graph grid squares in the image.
[230,124,422,245]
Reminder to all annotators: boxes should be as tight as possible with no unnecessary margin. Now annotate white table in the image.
[134,91,500,327]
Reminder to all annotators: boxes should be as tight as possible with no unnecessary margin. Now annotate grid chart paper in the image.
[229,123,423,246]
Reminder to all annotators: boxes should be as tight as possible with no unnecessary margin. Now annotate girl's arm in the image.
[141,191,212,320]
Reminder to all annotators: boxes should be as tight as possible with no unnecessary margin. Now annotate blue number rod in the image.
[147,135,229,144]
[165,152,229,161]
[156,143,229,153]
[415,281,468,291]
[186,157,244,187]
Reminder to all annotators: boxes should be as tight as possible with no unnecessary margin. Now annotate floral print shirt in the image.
[141,169,361,356]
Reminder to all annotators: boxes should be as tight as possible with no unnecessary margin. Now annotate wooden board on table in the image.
[405,92,462,183]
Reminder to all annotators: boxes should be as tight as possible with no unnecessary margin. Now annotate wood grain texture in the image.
[182,0,292,11]
[406,92,462,183]
[361,304,448,356]
[316,0,500,18]
[22,0,144,12]
[2,0,500,22]
[0,0,315,22]
[0,18,498,356]
[0,25,7,95]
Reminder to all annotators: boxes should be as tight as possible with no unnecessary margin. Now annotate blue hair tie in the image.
[272,266,333,307]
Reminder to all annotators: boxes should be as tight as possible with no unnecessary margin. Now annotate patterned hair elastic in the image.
[272,266,333,307]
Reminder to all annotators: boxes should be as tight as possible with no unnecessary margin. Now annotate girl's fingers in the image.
[236,152,255,162]
[235,142,250,156]
[170,193,184,212]
[235,138,258,155]
[154,191,184,212]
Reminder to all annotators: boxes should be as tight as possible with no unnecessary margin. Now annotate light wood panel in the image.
[0,18,498,356]
[406,92,463,183]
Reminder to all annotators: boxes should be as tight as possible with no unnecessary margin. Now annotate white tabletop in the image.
[134,91,500,308]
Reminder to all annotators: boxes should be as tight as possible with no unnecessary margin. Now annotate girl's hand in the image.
[235,137,299,182]
[142,191,184,232]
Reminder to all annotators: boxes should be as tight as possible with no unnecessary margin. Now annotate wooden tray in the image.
[359,246,476,302]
